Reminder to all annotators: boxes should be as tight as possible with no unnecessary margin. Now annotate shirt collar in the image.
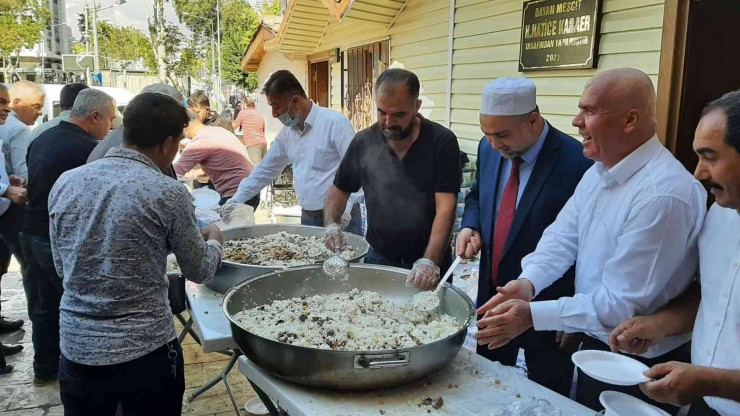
[297,102,318,135]
[58,120,96,140]
[9,110,22,123]
[59,110,71,118]
[520,122,549,165]
[103,147,161,172]
[597,135,662,187]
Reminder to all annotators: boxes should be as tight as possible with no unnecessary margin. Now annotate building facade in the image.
[242,0,740,171]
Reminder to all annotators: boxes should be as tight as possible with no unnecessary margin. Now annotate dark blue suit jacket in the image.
[461,123,593,311]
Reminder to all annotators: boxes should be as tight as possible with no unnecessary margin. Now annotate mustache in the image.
[701,180,723,190]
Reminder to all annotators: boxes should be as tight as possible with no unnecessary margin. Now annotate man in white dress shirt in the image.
[609,90,740,416]
[474,68,707,414]
[223,70,362,235]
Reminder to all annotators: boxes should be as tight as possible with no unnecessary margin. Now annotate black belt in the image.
[301,209,323,218]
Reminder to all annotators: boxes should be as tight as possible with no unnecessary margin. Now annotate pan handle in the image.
[354,352,410,369]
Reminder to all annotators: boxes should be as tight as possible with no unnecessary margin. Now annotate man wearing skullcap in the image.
[457,77,592,396]
[477,68,706,414]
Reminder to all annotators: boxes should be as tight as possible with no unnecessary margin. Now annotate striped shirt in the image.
[234,108,266,148]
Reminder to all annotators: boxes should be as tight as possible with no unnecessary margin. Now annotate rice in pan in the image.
[223,231,356,267]
[232,288,460,351]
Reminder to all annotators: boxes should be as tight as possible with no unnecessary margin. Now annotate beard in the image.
[382,123,414,141]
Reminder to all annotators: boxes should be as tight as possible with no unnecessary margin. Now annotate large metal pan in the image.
[223,264,475,390]
[207,224,369,294]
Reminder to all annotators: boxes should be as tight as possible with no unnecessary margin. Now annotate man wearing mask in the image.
[50,93,223,414]
[188,91,234,132]
[323,68,461,289]
[0,84,25,374]
[457,77,592,396]
[223,70,363,235]
[30,83,89,141]
[22,88,116,386]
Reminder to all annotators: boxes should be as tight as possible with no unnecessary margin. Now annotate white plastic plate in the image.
[599,391,670,416]
[572,350,651,386]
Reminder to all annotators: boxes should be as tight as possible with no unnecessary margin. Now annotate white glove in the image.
[324,223,345,252]
[406,258,440,290]
[340,212,351,230]
[220,201,240,222]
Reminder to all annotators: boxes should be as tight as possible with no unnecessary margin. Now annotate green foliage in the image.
[0,0,51,61]
[97,21,158,72]
[173,0,262,90]
[260,0,282,16]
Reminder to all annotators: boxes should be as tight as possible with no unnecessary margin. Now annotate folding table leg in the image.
[186,350,241,416]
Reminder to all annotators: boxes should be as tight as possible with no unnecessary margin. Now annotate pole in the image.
[211,19,215,94]
[216,0,222,112]
[84,1,90,53]
[92,1,100,80]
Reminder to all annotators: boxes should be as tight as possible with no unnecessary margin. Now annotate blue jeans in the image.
[20,232,62,378]
[300,203,363,236]
[59,339,184,416]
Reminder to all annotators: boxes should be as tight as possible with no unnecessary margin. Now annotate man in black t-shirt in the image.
[324,68,461,289]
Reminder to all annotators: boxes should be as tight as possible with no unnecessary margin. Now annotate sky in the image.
[65,0,191,40]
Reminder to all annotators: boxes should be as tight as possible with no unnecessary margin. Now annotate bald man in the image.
[0,80,45,179]
[474,68,707,414]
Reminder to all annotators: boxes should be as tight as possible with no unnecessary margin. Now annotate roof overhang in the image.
[268,0,408,55]
[240,23,278,72]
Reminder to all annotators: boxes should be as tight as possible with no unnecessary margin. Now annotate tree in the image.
[0,0,51,80]
[74,17,157,73]
[260,0,281,16]
[172,0,262,90]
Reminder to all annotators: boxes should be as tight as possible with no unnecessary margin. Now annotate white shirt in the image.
[0,111,31,179]
[522,136,706,358]
[230,103,358,212]
[692,204,740,416]
[0,150,10,216]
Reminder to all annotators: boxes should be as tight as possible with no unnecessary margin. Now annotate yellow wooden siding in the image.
[388,0,451,125]
[451,0,665,156]
[330,62,342,112]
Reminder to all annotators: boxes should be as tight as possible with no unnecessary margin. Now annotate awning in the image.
[268,0,408,55]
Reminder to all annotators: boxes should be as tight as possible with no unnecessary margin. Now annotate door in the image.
[673,0,740,172]
[309,61,329,108]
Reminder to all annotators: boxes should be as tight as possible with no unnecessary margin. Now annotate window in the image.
[342,40,389,132]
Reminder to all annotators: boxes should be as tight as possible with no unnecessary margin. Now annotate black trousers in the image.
[0,204,27,315]
[59,339,184,416]
[576,336,691,415]
[20,232,63,378]
[476,328,575,398]
[688,399,722,416]
[219,194,260,211]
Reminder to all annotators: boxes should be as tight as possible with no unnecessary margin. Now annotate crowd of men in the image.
[0,65,737,416]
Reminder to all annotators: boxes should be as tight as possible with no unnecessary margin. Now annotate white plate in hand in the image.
[572,350,650,386]
[599,391,669,416]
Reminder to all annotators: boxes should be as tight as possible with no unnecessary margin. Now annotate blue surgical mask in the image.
[277,98,299,128]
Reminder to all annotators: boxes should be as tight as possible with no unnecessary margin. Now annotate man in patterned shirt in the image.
[49,92,223,415]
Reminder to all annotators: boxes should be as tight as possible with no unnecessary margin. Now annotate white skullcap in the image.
[141,83,184,106]
[480,77,537,116]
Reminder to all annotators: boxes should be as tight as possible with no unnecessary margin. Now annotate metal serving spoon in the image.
[323,249,350,278]
[411,256,463,311]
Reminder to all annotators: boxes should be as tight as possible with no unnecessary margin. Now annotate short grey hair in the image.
[69,89,115,119]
